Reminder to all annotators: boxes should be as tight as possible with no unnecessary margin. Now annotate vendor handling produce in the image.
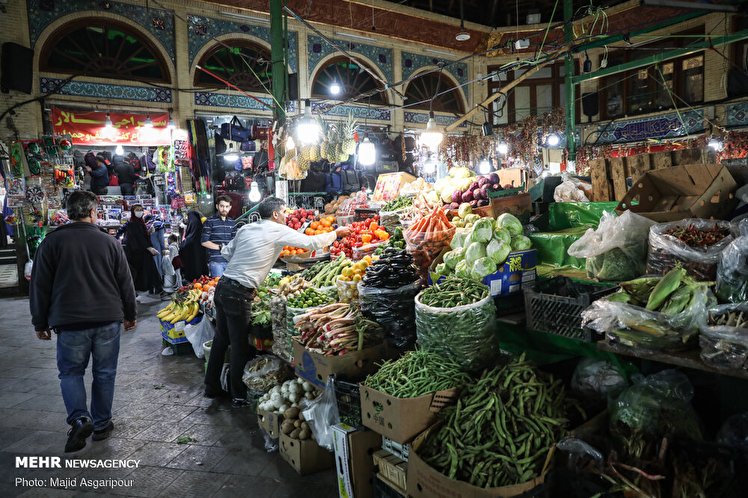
[204,197,350,407]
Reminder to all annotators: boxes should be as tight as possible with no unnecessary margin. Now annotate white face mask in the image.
[134,211,144,218]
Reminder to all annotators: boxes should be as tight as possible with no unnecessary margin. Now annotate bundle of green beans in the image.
[419,276,488,308]
[364,350,470,398]
[419,354,570,489]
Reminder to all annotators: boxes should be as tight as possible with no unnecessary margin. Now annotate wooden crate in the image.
[589,158,611,202]
[608,156,628,201]
[625,154,652,183]
[672,148,702,165]
[652,151,673,170]
[373,450,407,495]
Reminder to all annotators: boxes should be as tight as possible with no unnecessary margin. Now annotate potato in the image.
[298,429,311,440]
[298,412,305,422]
[284,407,300,420]
[281,420,295,435]
[294,420,302,429]
[300,421,309,431]
[289,428,301,439]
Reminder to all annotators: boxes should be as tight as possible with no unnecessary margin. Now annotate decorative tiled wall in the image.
[725,101,748,128]
[404,111,466,128]
[188,15,298,73]
[27,0,176,62]
[401,52,469,100]
[194,91,295,113]
[306,35,394,84]
[594,109,705,144]
[312,103,391,122]
[40,77,173,103]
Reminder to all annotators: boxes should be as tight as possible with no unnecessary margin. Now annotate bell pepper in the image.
[374,229,390,241]
[369,221,379,231]
[360,233,373,244]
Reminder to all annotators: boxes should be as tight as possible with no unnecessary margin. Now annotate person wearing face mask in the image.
[124,205,164,303]
[29,191,136,452]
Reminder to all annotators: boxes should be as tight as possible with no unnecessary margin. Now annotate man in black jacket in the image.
[30,190,137,452]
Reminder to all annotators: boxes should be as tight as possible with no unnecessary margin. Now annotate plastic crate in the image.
[333,376,362,428]
[524,277,617,342]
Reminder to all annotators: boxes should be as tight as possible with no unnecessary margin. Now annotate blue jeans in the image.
[208,261,228,278]
[56,323,121,430]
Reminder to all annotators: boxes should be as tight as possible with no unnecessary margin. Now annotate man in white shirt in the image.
[204,197,350,406]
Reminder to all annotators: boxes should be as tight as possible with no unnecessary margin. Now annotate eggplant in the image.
[461,190,473,202]
[478,176,490,187]
[488,173,500,184]
[451,190,463,203]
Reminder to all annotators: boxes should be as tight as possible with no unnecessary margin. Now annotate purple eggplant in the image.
[451,190,463,203]
[461,190,473,203]
[488,173,500,184]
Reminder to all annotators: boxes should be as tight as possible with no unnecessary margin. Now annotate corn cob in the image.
[659,285,693,316]
[646,267,686,311]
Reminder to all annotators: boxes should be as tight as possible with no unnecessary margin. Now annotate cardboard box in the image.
[617,163,737,222]
[333,424,383,498]
[406,425,551,498]
[279,433,334,475]
[359,385,458,444]
[293,339,387,389]
[430,249,537,297]
[373,172,417,202]
[381,438,410,462]
[373,450,407,495]
[256,408,282,439]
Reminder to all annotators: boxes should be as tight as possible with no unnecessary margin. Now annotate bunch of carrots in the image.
[405,207,455,246]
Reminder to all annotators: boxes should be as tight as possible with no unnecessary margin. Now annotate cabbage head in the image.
[434,263,449,277]
[450,228,469,250]
[493,228,512,246]
[458,203,472,219]
[469,218,495,244]
[486,238,511,265]
[497,213,523,236]
[511,235,532,251]
[465,241,487,265]
[463,214,481,225]
[454,259,471,278]
[443,248,464,269]
[471,257,497,280]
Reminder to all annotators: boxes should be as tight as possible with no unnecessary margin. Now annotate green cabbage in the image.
[454,259,471,278]
[511,235,532,251]
[465,241,487,265]
[434,262,449,277]
[486,238,511,265]
[443,248,464,269]
[458,203,472,219]
[472,257,497,280]
[463,214,481,225]
[493,228,512,245]
[450,228,469,249]
[469,218,495,244]
[497,213,523,236]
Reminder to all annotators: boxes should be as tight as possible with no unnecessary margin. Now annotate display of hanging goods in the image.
[293,303,382,355]
[26,142,41,154]
[404,208,455,275]
[646,219,734,281]
[415,277,496,372]
[417,354,570,489]
[363,350,470,398]
[286,288,332,309]
[361,248,418,289]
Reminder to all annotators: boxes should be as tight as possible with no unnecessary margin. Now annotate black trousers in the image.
[204,277,256,399]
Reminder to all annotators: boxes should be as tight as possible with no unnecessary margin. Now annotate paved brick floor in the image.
[0,296,338,497]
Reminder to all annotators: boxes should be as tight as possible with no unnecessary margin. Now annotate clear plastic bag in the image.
[581,286,712,351]
[184,317,214,359]
[553,174,592,203]
[568,211,655,281]
[242,355,293,396]
[414,292,497,372]
[571,358,628,401]
[699,303,748,370]
[270,296,291,362]
[358,281,420,351]
[262,429,279,453]
[336,277,359,303]
[717,412,748,450]
[716,229,748,303]
[300,377,339,451]
[646,219,734,281]
[404,226,455,280]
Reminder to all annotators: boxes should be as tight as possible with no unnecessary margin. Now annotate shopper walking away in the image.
[204,197,350,406]
[146,215,167,278]
[201,195,237,278]
[124,205,164,303]
[29,190,136,453]
[114,155,138,195]
[163,234,182,292]
[179,210,208,283]
[83,152,109,195]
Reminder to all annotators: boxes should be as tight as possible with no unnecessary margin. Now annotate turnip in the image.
[451,190,463,203]
[461,191,473,202]
[488,173,500,184]
[478,176,490,187]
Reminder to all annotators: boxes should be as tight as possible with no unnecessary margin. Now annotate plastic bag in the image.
[553,174,592,203]
[270,296,291,362]
[336,277,359,303]
[404,225,455,280]
[300,377,339,451]
[242,355,293,396]
[568,211,655,281]
[184,317,213,359]
[646,219,734,281]
[716,230,748,303]
[717,412,748,450]
[414,292,497,372]
[698,302,748,370]
[609,370,702,460]
[262,429,279,453]
[571,358,628,401]
[581,286,712,351]
[359,281,420,351]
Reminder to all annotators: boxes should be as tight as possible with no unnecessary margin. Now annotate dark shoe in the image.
[65,417,93,453]
[231,398,251,408]
[92,421,114,441]
[204,386,230,399]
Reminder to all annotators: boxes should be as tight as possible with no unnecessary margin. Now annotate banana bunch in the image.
[157,289,202,324]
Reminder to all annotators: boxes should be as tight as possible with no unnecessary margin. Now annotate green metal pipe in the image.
[270,0,286,123]
[564,0,576,162]
[572,29,748,84]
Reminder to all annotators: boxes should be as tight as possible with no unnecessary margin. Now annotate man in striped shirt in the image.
[201,195,237,277]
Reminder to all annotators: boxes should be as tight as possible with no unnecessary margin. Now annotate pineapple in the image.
[333,142,343,163]
[309,144,320,162]
[297,155,311,174]
[300,145,312,162]
[320,140,329,160]
[341,113,357,155]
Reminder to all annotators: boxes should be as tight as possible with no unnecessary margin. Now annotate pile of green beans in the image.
[419,354,570,489]
[419,276,488,308]
[363,350,470,398]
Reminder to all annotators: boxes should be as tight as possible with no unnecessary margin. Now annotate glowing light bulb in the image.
[248,181,262,202]
[420,112,443,151]
[357,137,376,166]
[707,138,723,151]
[114,145,124,156]
[497,142,509,155]
[104,113,113,129]
[546,133,560,147]
[143,115,153,128]
[286,135,296,150]
[478,159,491,174]
[329,82,341,95]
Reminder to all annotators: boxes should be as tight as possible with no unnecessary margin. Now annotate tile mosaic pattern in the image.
[27,0,176,62]
[188,15,298,73]
[312,102,391,121]
[194,92,296,113]
[726,101,748,128]
[404,111,466,127]
[40,77,173,103]
[307,35,394,84]
[401,51,469,100]
[595,109,705,144]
